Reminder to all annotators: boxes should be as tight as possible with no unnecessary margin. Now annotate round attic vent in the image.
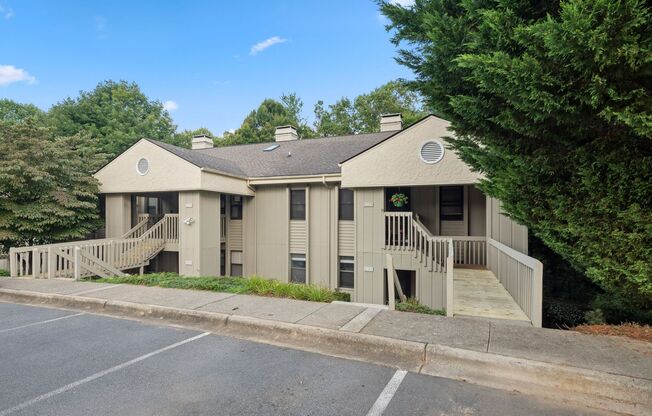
[136,157,149,175]
[420,141,444,164]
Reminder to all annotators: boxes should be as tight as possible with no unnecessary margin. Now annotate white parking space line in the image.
[0,332,211,416]
[0,313,85,334]
[366,370,408,416]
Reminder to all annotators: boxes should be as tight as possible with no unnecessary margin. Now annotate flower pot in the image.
[393,201,404,208]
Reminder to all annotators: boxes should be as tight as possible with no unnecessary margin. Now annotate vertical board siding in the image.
[254,186,289,281]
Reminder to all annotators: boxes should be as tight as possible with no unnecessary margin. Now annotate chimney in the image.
[275,125,299,142]
[380,113,403,132]
[191,134,213,150]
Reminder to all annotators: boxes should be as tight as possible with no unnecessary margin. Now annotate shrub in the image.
[591,294,652,326]
[543,300,585,328]
[396,298,445,315]
[91,274,349,304]
[0,269,9,277]
[584,309,606,325]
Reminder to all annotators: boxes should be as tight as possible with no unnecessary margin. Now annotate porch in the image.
[384,194,542,326]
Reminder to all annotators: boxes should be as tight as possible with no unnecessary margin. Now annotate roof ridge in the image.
[196,130,396,151]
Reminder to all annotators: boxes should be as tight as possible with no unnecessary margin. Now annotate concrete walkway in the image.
[453,268,531,323]
[1,278,650,384]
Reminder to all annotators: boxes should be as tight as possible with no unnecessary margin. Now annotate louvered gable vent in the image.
[420,141,444,164]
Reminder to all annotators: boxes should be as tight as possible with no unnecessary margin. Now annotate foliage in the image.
[170,127,215,149]
[381,0,652,306]
[0,121,103,248]
[48,80,177,158]
[584,309,606,325]
[390,193,408,207]
[396,297,445,315]
[543,300,586,328]
[0,99,47,126]
[0,269,9,277]
[218,94,314,146]
[591,293,652,325]
[314,80,427,136]
[91,273,350,303]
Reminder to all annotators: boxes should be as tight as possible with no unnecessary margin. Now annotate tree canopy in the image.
[381,0,652,307]
[48,80,177,158]
[218,94,314,146]
[314,80,427,136]
[0,121,103,248]
[0,99,46,126]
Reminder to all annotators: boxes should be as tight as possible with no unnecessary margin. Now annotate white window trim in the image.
[136,157,150,176]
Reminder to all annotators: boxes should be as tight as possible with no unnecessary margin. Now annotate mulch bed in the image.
[573,323,652,343]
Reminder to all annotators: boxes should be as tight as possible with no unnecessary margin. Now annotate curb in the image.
[423,344,651,416]
[1,288,650,415]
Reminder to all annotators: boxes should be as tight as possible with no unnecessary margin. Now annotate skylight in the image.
[263,144,280,152]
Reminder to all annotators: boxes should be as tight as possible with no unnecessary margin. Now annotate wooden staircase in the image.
[9,214,179,280]
[384,212,455,315]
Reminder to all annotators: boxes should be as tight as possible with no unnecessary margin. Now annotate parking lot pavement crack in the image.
[486,322,492,353]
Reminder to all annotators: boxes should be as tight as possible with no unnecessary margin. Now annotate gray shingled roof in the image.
[149,131,395,178]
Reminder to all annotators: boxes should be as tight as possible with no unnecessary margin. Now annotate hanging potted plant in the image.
[390,193,408,208]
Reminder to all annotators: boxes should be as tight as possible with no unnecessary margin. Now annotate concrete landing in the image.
[453,268,530,323]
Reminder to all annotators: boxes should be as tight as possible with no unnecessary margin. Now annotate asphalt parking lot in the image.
[0,302,611,416]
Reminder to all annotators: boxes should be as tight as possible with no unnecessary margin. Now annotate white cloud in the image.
[163,100,178,111]
[0,4,14,19]
[0,65,36,86]
[250,36,287,55]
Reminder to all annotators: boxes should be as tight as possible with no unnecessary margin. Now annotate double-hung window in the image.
[339,188,354,220]
[290,254,306,283]
[338,256,354,289]
[290,189,306,220]
[230,195,242,220]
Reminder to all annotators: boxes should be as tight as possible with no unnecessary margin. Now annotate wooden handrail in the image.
[9,214,179,279]
[487,237,543,327]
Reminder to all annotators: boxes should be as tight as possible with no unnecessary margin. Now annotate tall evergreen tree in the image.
[381,0,652,308]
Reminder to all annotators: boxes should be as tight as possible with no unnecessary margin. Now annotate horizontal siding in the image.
[338,221,355,255]
[228,219,243,251]
[289,220,307,253]
[440,220,465,236]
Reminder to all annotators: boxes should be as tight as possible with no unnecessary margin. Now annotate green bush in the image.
[0,269,9,277]
[544,300,585,328]
[584,309,606,325]
[396,298,445,315]
[591,294,652,326]
[91,273,349,304]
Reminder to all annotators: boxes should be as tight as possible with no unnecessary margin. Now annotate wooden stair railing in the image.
[9,214,179,280]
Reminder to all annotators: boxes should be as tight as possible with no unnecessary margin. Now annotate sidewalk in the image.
[1,278,651,415]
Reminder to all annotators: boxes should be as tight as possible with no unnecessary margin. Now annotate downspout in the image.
[321,175,332,189]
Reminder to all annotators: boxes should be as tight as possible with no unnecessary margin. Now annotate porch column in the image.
[178,191,220,277]
[105,194,132,238]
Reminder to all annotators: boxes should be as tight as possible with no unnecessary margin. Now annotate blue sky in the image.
[0,0,414,134]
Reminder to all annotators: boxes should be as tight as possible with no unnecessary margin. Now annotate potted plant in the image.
[390,193,408,208]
